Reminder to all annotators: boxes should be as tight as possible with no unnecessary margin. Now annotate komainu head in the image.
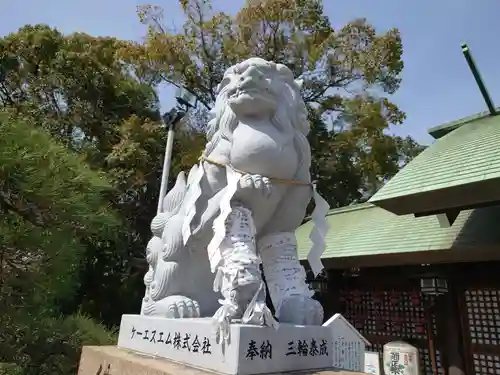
[205,58,310,145]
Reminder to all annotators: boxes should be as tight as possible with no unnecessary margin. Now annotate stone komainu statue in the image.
[141,58,329,340]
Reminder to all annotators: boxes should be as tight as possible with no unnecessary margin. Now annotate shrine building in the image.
[296,108,500,375]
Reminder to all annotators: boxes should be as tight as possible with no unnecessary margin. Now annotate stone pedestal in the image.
[117,315,335,375]
[322,314,370,373]
[78,346,366,375]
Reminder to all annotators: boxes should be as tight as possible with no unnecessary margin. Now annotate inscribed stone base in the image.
[116,314,334,375]
[322,314,370,372]
[78,346,367,375]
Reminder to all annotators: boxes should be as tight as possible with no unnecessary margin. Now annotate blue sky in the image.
[2,0,500,144]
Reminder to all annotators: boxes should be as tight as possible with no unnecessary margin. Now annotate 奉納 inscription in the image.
[129,326,212,355]
[246,340,273,360]
[245,338,328,361]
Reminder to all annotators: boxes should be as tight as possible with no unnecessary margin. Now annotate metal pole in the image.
[157,121,176,215]
[461,44,496,115]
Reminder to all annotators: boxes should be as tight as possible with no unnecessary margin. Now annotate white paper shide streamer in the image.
[181,163,205,245]
[308,183,330,276]
[207,168,241,272]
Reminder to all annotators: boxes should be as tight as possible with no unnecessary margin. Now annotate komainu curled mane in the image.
[141,58,329,341]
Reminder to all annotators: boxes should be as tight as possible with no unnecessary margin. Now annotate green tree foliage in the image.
[1,312,115,375]
[0,113,117,374]
[122,0,423,207]
[0,25,205,324]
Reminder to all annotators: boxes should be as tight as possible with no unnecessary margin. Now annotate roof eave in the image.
[369,178,500,216]
[428,109,500,139]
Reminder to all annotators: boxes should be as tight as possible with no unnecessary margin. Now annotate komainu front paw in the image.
[143,295,201,318]
[237,174,272,199]
[277,295,324,326]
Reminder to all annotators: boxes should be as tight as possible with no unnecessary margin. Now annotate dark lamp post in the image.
[157,87,197,215]
[175,87,197,110]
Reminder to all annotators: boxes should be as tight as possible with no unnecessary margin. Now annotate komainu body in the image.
[141,58,328,337]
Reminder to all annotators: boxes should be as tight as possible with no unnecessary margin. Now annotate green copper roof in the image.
[368,112,500,215]
[296,203,500,261]
[428,109,499,139]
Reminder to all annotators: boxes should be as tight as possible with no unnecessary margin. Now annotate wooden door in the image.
[460,286,500,375]
[338,280,444,375]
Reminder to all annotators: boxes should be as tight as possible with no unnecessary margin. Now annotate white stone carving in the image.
[118,315,333,375]
[322,313,370,372]
[141,58,330,341]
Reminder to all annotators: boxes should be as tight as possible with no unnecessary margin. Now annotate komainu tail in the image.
[150,171,187,237]
[162,171,188,214]
[142,171,190,314]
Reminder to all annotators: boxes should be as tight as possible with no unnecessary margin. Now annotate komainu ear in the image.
[295,78,304,88]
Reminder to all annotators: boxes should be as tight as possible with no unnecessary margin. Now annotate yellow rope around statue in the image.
[199,155,312,186]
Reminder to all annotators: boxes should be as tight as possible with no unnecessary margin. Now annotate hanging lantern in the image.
[342,267,360,278]
[420,276,448,295]
[418,264,448,296]
[307,270,328,293]
[310,277,328,293]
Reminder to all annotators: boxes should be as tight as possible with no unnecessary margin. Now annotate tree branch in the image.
[0,190,47,228]
[192,1,217,102]
[303,75,361,103]
[158,73,212,110]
